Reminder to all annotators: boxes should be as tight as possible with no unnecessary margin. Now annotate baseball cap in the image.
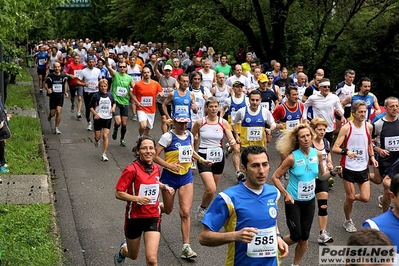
[174,110,191,122]
[233,81,245,87]
[258,74,269,83]
[164,65,172,71]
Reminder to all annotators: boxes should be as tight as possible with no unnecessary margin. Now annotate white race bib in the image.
[385,136,399,151]
[349,147,365,162]
[286,120,299,130]
[52,84,62,93]
[175,105,189,113]
[206,147,223,163]
[74,70,82,77]
[87,81,98,92]
[38,59,46,65]
[138,184,159,205]
[141,96,153,107]
[247,127,262,141]
[247,226,278,258]
[162,87,170,97]
[298,180,315,200]
[261,102,270,111]
[116,86,127,97]
[178,145,192,163]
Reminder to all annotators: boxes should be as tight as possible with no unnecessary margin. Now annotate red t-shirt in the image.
[133,80,163,114]
[171,68,184,79]
[64,63,85,86]
[115,160,162,219]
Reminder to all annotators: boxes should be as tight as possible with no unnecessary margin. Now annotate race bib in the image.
[52,84,62,93]
[286,120,299,130]
[162,87,170,97]
[206,147,223,163]
[349,147,365,162]
[247,226,278,258]
[178,145,192,163]
[247,127,262,141]
[137,184,159,205]
[87,81,98,91]
[74,70,82,77]
[385,136,399,151]
[261,102,270,111]
[175,105,189,113]
[116,86,127,97]
[280,87,285,96]
[141,96,153,107]
[38,59,46,65]
[298,179,315,200]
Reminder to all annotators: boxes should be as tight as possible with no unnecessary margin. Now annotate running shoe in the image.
[328,177,335,187]
[86,122,92,131]
[224,143,232,158]
[318,230,334,244]
[0,167,9,174]
[195,205,207,223]
[343,220,357,233]
[55,127,61,135]
[378,194,383,209]
[120,139,126,147]
[191,160,197,170]
[132,114,138,121]
[181,244,197,259]
[94,140,100,148]
[113,241,126,266]
[112,129,118,140]
[39,88,43,93]
[236,171,245,183]
[77,112,82,119]
[71,104,75,112]
[102,154,109,162]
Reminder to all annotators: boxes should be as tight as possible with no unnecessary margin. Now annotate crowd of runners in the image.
[32,38,399,266]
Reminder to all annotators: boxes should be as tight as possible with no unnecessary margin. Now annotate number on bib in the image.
[138,184,159,205]
[116,86,127,97]
[247,226,278,258]
[141,96,153,107]
[206,147,223,163]
[52,84,62,93]
[247,127,262,141]
[178,146,192,163]
[297,179,315,200]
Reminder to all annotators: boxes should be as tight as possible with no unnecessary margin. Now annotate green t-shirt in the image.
[111,72,133,105]
[214,64,232,77]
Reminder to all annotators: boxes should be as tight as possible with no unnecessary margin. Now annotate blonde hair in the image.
[310,117,328,130]
[276,123,315,156]
[99,79,108,86]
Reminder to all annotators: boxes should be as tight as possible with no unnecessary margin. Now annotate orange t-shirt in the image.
[126,57,144,68]
[133,80,162,114]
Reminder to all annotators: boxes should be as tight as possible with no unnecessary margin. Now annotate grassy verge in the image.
[0,204,59,266]
[0,67,62,265]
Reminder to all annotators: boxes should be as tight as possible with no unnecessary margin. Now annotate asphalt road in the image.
[31,69,385,266]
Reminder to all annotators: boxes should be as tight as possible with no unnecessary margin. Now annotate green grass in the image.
[0,67,62,266]
[5,84,35,109]
[6,116,46,175]
[0,204,59,266]
[18,67,33,82]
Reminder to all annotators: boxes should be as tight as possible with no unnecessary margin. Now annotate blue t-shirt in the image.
[35,52,48,69]
[202,182,280,266]
[287,148,319,201]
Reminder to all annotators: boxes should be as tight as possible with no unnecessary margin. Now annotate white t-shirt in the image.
[303,93,344,132]
[78,67,102,93]
[191,87,212,122]
[225,75,252,93]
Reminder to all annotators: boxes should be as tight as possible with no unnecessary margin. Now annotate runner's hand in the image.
[284,193,294,204]
[278,237,289,258]
[236,227,258,243]
[138,196,152,205]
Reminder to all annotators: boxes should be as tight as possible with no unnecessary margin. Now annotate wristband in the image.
[341,148,348,155]
[370,155,375,157]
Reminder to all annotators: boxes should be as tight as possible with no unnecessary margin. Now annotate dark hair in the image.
[285,84,298,96]
[132,136,156,157]
[347,228,392,246]
[241,146,268,168]
[190,71,202,82]
[357,77,371,89]
[390,173,399,196]
[248,89,261,98]
[178,73,189,81]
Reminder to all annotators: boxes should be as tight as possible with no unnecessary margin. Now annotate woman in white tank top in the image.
[190,96,236,222]
[127,57,142,83]
[199,59,216,89]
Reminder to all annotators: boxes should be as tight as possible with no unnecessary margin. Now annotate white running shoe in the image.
[86,122,92,131]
